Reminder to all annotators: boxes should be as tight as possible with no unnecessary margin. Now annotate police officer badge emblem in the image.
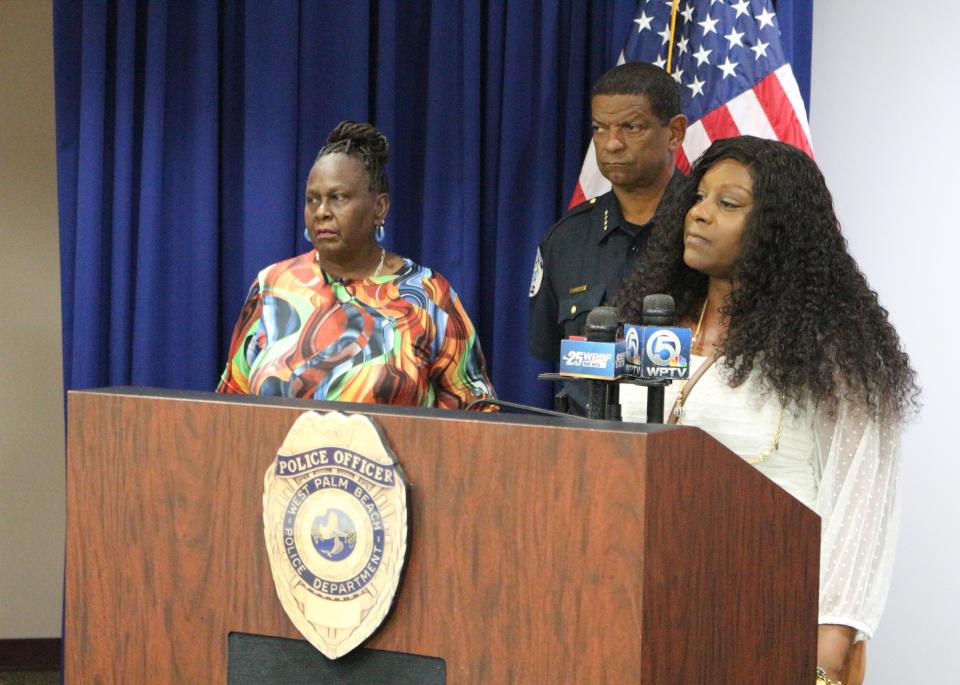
[263,411,408,659]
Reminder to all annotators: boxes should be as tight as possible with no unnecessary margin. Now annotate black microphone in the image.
[642,294,675,423]
[584,306,621,420]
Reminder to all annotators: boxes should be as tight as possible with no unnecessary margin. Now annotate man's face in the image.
[591,93,682,191]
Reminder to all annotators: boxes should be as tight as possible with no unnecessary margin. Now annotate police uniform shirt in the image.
[529,187,664,362]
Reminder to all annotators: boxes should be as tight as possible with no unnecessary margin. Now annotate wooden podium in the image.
[64,388,819,683]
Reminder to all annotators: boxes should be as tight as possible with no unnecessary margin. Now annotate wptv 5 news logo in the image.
[623,324,691,380]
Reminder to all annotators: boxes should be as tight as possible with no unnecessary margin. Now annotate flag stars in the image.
[724,26,745,49]
[717,56,738,79]
[750,40,770,60]
[634,12,653,32]
[614,1,808,157]
[698,14,719,36]
[756,7,776,29]
[730,0,751,19]
[687,75,706,97]
[692,45,712,66]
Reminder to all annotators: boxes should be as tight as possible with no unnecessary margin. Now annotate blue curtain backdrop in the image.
[54,0,811,408]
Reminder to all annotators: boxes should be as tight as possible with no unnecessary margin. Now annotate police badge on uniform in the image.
[263,411,409,659]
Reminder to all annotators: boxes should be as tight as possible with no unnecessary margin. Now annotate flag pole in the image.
[665,0,680,73]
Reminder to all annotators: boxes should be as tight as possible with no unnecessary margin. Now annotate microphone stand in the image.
[537,373,634,421]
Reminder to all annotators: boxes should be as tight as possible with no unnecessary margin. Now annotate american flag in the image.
[571,0,812,206]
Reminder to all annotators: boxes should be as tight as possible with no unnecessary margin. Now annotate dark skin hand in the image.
[818,625,855,679]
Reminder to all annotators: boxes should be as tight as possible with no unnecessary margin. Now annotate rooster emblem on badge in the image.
[311,508,358,561]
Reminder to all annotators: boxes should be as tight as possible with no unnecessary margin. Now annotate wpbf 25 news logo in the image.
[624,324,691,380]
[558,338,626,379]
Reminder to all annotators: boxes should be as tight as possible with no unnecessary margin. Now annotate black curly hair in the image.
[615,136,919,420]
[315,121,389,193]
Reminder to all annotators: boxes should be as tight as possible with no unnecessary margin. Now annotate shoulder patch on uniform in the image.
[529,248,544,298]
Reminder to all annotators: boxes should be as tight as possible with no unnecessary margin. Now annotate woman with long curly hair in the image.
[617,136,918,683]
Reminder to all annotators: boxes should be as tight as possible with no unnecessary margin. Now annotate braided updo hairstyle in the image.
[315,121,389,193]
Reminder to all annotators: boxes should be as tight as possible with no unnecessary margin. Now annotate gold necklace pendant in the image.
[690,298,709,353]
[745,406,785,465]
[372,246,386,278]
[681,297,784,465]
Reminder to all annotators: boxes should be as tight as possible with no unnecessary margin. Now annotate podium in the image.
[64,388,819,683]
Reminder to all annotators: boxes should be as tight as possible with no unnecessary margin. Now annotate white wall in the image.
[0,1,65,638]
[810,1,959,681]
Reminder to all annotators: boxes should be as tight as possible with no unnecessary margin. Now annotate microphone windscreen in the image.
[641,294,675,326]
[585,306,620,342]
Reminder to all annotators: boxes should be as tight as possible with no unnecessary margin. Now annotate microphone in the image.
[584,305,619,342]
[537,306,625,421]
[621,294,691,423]
[584,306,621,421]
[640,295,674,424]
[464,397,593,422]
[640,293,674,326]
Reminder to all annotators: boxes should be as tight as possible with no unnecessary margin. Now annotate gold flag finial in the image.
[665,0,680,73]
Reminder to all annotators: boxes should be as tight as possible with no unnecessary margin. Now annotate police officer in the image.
[528,62,687,415]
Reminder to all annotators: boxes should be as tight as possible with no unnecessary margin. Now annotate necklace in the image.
[690,298,709,353]
[372,246,386,278]
[672,297,784,465]
[315,246,386,279]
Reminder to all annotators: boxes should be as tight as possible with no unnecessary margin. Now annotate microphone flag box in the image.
[559,338,626,380]
[623,324,692,380]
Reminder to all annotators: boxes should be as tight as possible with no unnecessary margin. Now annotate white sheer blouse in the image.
[620,355,902,641]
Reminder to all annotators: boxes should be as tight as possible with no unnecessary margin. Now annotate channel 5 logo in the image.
[625,326,641,364]
[645,329,686,368]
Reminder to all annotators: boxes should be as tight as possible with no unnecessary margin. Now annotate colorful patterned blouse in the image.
[217,251,496,409]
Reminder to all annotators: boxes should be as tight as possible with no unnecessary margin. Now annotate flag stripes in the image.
[570,0,812,207]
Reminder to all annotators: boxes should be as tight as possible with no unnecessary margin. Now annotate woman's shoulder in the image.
[392,259,442,286]
[391,260,462,308]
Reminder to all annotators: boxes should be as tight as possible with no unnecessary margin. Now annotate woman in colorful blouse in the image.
[218,121,496,409]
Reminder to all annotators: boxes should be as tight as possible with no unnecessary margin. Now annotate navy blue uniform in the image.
[528,175,681,414]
